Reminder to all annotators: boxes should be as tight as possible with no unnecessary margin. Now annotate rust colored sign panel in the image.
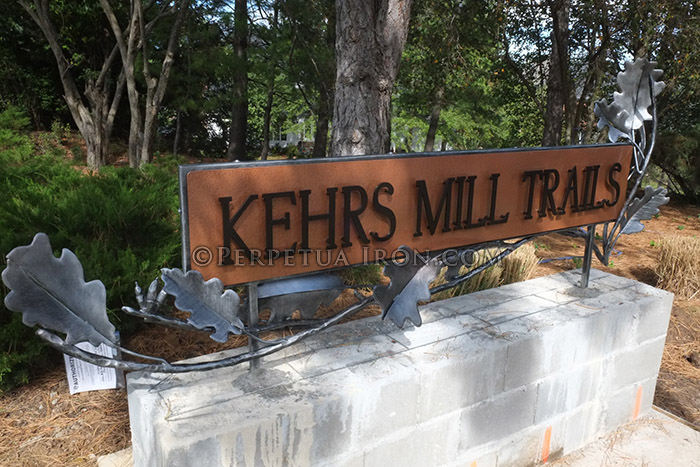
[180,144,632,285]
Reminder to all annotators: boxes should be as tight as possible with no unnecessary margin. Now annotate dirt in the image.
[1,201,699,466]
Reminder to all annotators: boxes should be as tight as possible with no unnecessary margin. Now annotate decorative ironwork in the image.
[1,58,667,374]
[578,58,668,269]
[3,233,117,347]
[375,246,441,327]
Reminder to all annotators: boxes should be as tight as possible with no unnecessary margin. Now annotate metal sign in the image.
[181,144,632,285]
[1,58,667,374]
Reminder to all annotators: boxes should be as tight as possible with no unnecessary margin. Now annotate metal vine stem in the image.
[1,58,666,374]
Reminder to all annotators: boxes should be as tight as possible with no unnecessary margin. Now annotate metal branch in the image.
[37,295,375,373]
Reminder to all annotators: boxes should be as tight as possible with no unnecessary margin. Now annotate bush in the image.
[0,108,181,391]
[655,235,700,299]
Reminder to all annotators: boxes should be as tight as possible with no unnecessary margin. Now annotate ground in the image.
[1,201,698,466]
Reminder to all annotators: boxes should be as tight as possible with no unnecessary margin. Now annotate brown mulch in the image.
[1,201,699,466]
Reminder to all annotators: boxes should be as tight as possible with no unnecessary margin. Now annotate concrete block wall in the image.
[127,269,673,466]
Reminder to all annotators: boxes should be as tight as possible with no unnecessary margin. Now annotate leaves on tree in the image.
[374,247,440,328]
[621,186,670,235]
[160,268,243,343]
[595,58,665,142]
[1,233,116,347]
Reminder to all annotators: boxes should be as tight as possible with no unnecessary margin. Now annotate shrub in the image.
[655,235,700,299]
[0,108,181,391]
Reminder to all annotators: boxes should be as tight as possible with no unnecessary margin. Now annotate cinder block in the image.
[344,358,421,446]
[468,295,558,326]
[609,335,665,391]
[634,293,673,344]
[165,438,222,467]
[534,287,582,305]
[286,332,405,378]
[388,314,479,349]
[416,344,507,422]
[363,412,460,467]
[431,294,483,317]
[126,270,673,467]
[562,402,604,453]
[534,363,601,424]
[447,449,498,467]
[308,397,355,462]
[602,376,658,432]
[494,276,560,297]
[459,385,537,452]
[575,307,643,367]
[319,453,364,467]
[494,419,566,467]
[503,320,580,391]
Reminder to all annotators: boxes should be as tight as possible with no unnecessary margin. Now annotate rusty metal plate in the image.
[180,145,632,285]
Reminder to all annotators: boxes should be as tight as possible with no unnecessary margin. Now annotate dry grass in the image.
[501,243,539,285]
[431,244,538,301]
[655,235,700,299]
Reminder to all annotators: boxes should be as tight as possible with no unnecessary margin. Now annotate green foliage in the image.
[0,109,181,391]
[0,106,33,162]
[655,126,700,203]
[394,0,503,151]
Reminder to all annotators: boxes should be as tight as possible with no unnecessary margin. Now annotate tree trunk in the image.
[331,0,412,156]
[312,87,332,158]
[173,110,182,156]
[312,5,335,159]
[101,0,188,167]
[260,0,278,161]
[424,85,444,152]
[226,0,249,161]
[260,79,274,160]
[541,0,570,147]
[20,0,123,170]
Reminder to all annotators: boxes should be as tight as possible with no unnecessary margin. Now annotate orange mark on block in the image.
[470,462,477,467]
[542,426,552,463]
[633,386,643,420]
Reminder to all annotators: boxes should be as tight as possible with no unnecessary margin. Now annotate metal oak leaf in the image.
[621,186,670,235]
[595,58,665,142]
[1,233,116,347]
[374,247,440,328]
[161,268,244,343]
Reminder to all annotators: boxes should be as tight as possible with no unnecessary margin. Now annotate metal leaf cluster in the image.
[374,247,440,328]
[161,268,244,343]
[1,233,116,347]
[595,58,665,142]
[621,186,670,234]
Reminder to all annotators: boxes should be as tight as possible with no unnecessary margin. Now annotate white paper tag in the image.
[64,341,122,395]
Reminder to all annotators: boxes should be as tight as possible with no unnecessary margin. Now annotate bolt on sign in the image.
[180,144,632,285]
